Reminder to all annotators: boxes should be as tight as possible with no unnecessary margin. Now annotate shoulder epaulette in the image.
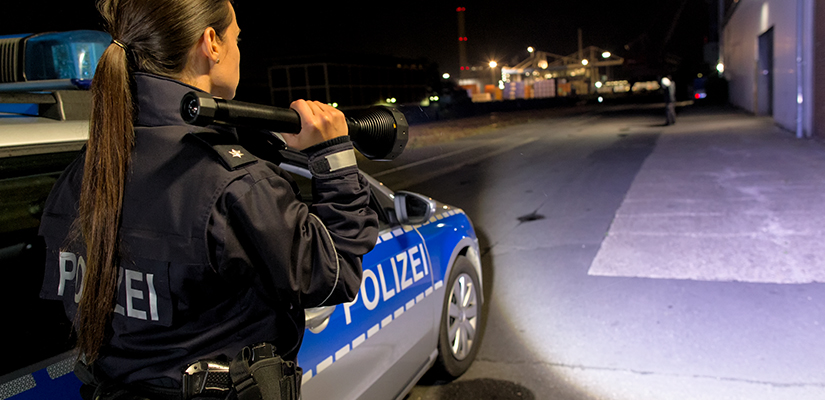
[188,130,258,171]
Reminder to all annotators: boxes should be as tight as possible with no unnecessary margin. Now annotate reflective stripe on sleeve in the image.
[326,149,357,172]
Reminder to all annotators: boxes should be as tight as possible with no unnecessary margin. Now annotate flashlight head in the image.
[348,107,408,161]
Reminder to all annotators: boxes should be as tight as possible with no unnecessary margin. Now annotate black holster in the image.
[229,343,302,400]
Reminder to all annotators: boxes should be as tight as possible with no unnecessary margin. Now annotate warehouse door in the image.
[757,28,774,116]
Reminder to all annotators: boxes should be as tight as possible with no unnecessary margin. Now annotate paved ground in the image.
[395,104,825,400]
[590,108,825,283]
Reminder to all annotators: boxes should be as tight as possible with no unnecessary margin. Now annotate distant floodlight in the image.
[661,77,672,87]
[489,61,498,68]
[527,46,534,53]
[581,59,589,66]
[595,81,603,89]
[442,73,451,79]
[717,63,725,73]
[602,51,611,59]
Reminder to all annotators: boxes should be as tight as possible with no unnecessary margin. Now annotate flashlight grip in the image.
[182,91,303,133]
[181,91,408,160]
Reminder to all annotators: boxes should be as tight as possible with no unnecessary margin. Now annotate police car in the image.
[0,31,484,400]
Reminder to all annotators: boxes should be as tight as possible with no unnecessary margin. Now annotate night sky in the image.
[2,1,713,99]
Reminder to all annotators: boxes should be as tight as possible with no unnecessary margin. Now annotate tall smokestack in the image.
[578,28,583,61]
[457,7,468,79]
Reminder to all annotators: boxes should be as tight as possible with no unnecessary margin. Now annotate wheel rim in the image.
[446,272,478,360]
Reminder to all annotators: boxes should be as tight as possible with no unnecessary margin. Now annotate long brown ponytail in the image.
[76,39,133,362]
[76,0,233,362]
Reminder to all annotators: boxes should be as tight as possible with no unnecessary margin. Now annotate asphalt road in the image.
[358,104,825,400]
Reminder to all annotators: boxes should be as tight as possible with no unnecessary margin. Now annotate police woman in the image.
[39,0,378,398]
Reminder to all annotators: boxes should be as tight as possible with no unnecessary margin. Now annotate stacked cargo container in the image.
[532,79,556,98]
[504,81,525,100]
[484,85,503,100]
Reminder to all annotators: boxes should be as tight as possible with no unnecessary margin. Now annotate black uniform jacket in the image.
[39,73,379,386]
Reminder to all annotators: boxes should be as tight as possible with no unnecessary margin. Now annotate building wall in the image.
[723,0,815,136]
[815,0,825,138]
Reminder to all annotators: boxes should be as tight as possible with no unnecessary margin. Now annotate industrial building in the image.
[265,55,435,109]
[456,45,632,103]
[500,45,625,98]
[722,0,822,138]
[455,5,631,103]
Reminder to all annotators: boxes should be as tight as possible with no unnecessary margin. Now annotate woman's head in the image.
[98,0,235,87]
[185,2,242,99]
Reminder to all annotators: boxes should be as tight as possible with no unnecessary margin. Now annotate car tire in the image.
[431,255,484,379]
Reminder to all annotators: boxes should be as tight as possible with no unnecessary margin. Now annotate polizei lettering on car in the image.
[297,208,475,394]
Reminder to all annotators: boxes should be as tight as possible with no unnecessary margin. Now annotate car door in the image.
[280,163,437,400]
[0,138,85,399]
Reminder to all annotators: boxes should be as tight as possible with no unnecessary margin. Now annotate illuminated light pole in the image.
[489,61,498,87]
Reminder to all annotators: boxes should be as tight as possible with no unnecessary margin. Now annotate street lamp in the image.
[527,46,534,53]
[489,61,497,68]
[581,59,589,66]
[602,51,611,59]
[489,61,498,87]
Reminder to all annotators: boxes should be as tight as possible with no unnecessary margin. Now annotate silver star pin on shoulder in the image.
[228,149,244,158]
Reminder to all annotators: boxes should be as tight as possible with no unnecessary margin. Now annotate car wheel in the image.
[432,255,483,379]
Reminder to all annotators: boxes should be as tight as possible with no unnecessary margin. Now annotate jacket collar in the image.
[134,72,205,128]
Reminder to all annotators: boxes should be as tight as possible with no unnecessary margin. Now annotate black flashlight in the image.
[180,91,408,161]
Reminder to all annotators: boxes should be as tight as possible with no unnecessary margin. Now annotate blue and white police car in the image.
[0,31,484,400]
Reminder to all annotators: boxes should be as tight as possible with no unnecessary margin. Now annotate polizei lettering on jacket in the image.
[58,252,160,321]
[343,244,429,325]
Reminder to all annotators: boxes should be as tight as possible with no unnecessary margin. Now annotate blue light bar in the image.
[0,33,30,40]
[24,31,112,81]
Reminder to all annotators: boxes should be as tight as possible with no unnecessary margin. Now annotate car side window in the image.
[0,151,78,377]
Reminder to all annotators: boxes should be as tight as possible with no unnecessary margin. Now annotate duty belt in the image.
[182,343,301,400]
